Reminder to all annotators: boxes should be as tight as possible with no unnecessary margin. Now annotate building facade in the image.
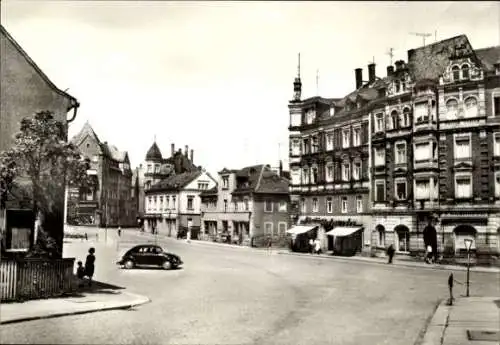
[69,122,135,227]
[289,35,500,262]
[134,143,198,222]
[200,165,290,247]
[288,64,373,254]
[0,25,79,253]
[143,170,216,239]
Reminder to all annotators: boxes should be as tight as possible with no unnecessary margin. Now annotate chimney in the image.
[395,60,404,71]
[368,63,376,83]
[178,148,182,155]
[190,149,194,163]
[387,65,394,77]
[279,160,283,177]
[184,145,188,157]
[171,143,175,156]
[355,68,363,89]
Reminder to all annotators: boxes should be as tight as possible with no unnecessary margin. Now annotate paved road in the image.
[2,229,499,345]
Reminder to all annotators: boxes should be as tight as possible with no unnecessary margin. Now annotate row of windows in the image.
[202,199,287,213]
[292,127,364,156]
[301,161,364,184]
[264,222,288,237]
[146,195,179,211]
[301,196,363,214]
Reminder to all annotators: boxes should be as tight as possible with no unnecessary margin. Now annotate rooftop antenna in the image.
[410,32,432,47]
[386,48,394,65]
[316,69,320,96]
[297,53,301,78]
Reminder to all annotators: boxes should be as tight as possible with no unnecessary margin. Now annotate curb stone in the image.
[0,293,151,325]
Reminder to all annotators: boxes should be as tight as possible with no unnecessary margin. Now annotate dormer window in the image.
[452,66,460,81]
[305,109,316,124]
[330,105,335,116]
[462,64,470,79]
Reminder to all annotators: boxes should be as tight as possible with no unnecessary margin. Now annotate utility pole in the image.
[410,32,432,47]
[386,48,394,66]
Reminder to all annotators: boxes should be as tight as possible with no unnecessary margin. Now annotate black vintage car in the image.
[117,244,183,270]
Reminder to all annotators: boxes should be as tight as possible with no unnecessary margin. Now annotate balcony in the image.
[414,159,439,171]
[440,116,486,130]
[414,120,437,132]
[386,127,412,139]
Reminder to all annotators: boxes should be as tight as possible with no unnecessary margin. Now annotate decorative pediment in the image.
[393,166,408,174]
[453,160,473,171]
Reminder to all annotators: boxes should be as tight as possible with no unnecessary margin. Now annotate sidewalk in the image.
[420,297,500,345]
[0,278,150,325]
[277,251,500,274]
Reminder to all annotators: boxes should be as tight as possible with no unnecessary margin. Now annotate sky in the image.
[1,1,499,175]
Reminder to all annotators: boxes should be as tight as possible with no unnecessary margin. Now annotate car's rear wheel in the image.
[124,260,135,269]
[162,260,172,270]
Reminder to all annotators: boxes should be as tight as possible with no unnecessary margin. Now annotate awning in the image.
[326,227,362,237]
[286,225,317,235]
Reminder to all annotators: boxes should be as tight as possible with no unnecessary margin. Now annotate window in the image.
[264,222,273,235]
[495,173,500,197]
[306,109,316,124]
[414,102,428,123]
[312,198,319,212]
[415,142,431,162]
[353,161,361,180]
[278,222,287,236]
[391,110,399,129]
[145,181,151,190]
[265,200,273,212]
[341,197,348,213]
[159,196,164,209]
[464,97,478,118]
[353,127,361,146]
[395,142,407,164]
[378,228,386,247]
[153,196,157,211]
[222,176,229,189]
[495,133,500,156]
[291,139,301,156]
[326,133,334,151]
[187,196,194,210]
[395,179,407,200]
[375,180,385,202]
[279,201,287,212]
[326,197,333,213]
[147,164,152,173]
[495,95,500,117]
[446,99,459,119]
[396,228,410,252]
[395,80,401,93]
[454,135,471,160]
[172,196,176,209]
[154,164,160,173]
[375,113,384,132]
[342,162,350,181]
[244,199,249,211]
[311,167,318,184]
[224,199,228,212]
[198,182,208,190]
[452,66,460,80]
[402,108,410,127]
[330,105,335,116]
[342,128,350,148]
[301,198,306,213]
[455,174,472,199]
[374,148,385,166]
[356,195,363,213]
[302,167,310,184]
[461,64,470,79]
[303,138,310,154]
[326,164,334,182]
[92,155,99,162]
[415,180,430,200]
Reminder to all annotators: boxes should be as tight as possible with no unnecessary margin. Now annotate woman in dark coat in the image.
[85,247,96,287]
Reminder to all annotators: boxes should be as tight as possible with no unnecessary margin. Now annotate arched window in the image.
[376,225,386,248]
[446,99,459,119]
[462,64,470,79]
[402,107,411,127]
[391,110,399,129]
[452,66,460,81]
[395,225,410,252]
[395,80,401,93]
[464,97,478,118]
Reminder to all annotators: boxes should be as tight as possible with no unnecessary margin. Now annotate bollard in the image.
[447,273,454,305]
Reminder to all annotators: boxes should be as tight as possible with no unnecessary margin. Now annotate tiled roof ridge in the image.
[411,34,467,51]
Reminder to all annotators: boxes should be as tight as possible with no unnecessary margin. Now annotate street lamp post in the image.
[464,238,473,297]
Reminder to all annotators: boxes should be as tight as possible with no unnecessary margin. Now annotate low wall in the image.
[0,257,75,302]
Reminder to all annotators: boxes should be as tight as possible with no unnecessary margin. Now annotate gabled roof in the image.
[300,96,338,107]
[475,46,500,71]
[102,143,128,163]
[231,164,288,195]
[255,169,289,194]
[148,170,202,192]
[70,121,102,149]
[0,25,78,107]
[145,142,163,161]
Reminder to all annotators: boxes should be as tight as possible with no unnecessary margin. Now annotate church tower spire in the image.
[293,53,302,102]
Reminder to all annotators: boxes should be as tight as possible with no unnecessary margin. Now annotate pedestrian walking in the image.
[85,247,96,287]
[85,232,88,241]
[386,244,395,264]
[76,261,85,288]
[267,236,272,254]
[117,226,122,237]
[314,238,322,255]
[447,273,454,305]
[309,238,314,254]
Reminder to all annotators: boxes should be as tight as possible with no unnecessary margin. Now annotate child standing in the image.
[76,261,85,288]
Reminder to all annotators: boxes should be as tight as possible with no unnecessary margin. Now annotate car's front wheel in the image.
[124,260,135,269]
[162,260,172,270]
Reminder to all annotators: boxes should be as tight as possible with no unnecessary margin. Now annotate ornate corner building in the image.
[288,35,500,263]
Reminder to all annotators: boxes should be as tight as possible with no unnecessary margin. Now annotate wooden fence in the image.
[0,257,75,302]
